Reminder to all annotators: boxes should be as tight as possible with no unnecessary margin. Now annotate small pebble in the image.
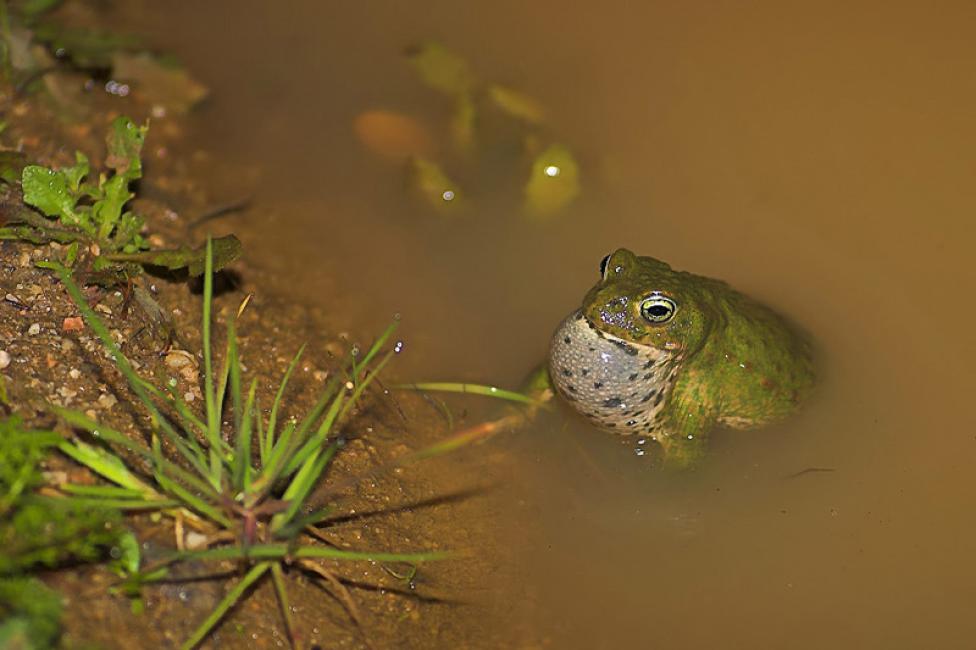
[185,531,208,550]
[63,317,84,332]
[0,351,9,369]
[69,368,81,379]
[97,393,117,409]
[183,391,195,402]
[27,323,41,336]
[165,350,194,369]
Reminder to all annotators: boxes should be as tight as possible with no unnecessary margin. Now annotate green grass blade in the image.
[249,419,298,497]
[290,376,341,450]
[336,347,395,424]
[275,507,333,540]
[161,380,209,445]
[56,439,159,496]
[51,497,181,510]
[167,544,448,565]
[59,484,146,498]
[279,390,344,478]
[154,469,231,528]
[293,545,448,563]
[396,382,544,406]
[53,407,144,451]
[270,443,338,534]
[351,320,398,383]
[181,562,270,650]
[202,236,216,436]
[270,563,297,647]
[200,237,226,489]
[53,265,190,449]
[232,378,257,492]
[54,407,227,505]
[256,395,266,464]
[265,345,305,456]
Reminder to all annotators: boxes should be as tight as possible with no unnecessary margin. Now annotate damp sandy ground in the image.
[97,2,976,648]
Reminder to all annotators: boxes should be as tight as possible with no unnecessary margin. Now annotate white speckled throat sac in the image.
[548,310,681,435]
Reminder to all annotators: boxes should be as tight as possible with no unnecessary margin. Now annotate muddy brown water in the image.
[109,1,976,648]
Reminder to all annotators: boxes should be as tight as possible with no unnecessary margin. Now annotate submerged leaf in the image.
[104,116,147,181]
[353,109,433,161]
[450,92,476,153]
[111,52,209,114]
[103,234,242,275]
[523,143,581,217]
[406,156,461,213]
[488,84,547,125]
[405,41,476,96]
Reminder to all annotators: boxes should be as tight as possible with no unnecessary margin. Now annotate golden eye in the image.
[640,295,676,323]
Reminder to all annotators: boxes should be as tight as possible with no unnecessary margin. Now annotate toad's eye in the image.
[599,254,611,279]
[640,295,677,323]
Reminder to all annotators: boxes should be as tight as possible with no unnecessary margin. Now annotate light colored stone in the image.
[185,531,208,550]
[27,323,40,336]
[0,350,9,369]
[97,393,117,409]
[165,350,195,369]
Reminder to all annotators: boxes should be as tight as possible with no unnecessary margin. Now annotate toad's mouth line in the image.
[578,312,660,356]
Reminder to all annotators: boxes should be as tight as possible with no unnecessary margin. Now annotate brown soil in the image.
[0,13,525,650]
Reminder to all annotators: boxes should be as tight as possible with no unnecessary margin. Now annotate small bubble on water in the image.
[687,434,694,440]
[634,448,646,456]
[442,190,455,201]
[394,340,404,353]
[637,438,646,446]
[544,165,560,177]
[350,345,360,357]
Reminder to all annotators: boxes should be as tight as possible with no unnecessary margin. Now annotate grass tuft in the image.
[48,239,452,649]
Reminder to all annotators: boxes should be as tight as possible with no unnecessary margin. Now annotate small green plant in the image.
[20,116,149,254]
[1,115,240,284]
[0,414,126,649]
[49,241,449,649]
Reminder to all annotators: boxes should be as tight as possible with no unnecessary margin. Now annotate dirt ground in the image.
[0,15,534,650]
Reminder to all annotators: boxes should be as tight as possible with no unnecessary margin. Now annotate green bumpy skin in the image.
[548,248,815,468]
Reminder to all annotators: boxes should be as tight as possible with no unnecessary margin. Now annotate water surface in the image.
[116,2,976,647]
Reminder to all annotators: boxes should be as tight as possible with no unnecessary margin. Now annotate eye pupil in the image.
[599,254,611,277]
[640,296,677,323]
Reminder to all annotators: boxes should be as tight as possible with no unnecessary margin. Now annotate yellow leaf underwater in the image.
[488,84,547,125]
[406,156,462,214]
[523,144,580,217]
[353,109,434,161]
